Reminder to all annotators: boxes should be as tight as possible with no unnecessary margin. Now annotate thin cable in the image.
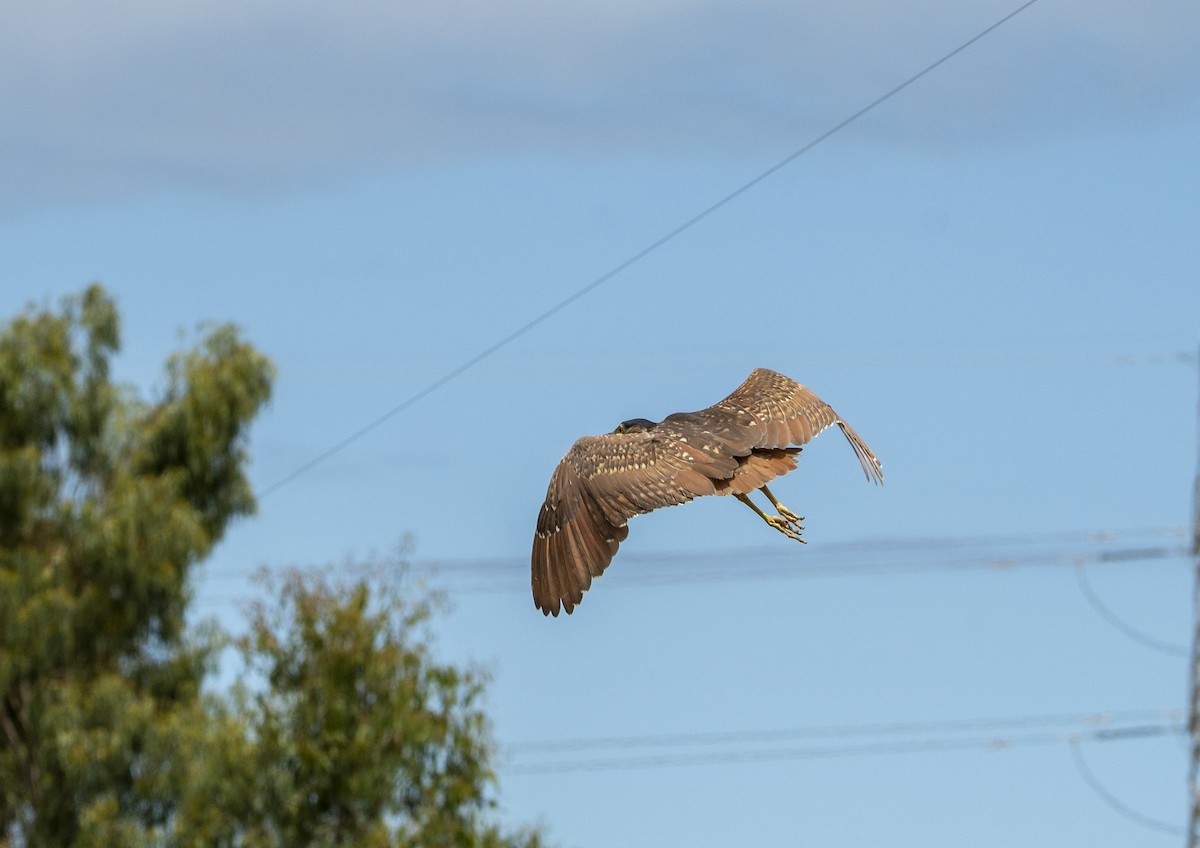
[257,0,1044,499]
[1073,559,1189,656]
[197,525,1187,580]
[506,722,1180,775]
[192,544,1190,603]
[446,545,1189,598]
[1070,736,1185,837]
[427,525,1186,574]
[507,708,1180,755]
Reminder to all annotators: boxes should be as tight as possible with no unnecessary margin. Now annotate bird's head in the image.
[613,418,658,434]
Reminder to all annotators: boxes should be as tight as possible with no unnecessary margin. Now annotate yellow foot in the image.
[776,504,804,528]
[766,514,806,543]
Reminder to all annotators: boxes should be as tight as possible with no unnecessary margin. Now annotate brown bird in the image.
[531,368,882,616]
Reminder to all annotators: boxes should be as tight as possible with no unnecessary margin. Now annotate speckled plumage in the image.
[531,368,882,616]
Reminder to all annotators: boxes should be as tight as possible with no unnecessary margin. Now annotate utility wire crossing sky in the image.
[255,0,1043,499]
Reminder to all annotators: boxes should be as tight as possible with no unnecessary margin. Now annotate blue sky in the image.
[3,0,1199,844]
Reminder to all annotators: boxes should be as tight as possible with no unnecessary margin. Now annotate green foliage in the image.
[176,565,544,848]
[0,287,544,848]
[1,285,272,847]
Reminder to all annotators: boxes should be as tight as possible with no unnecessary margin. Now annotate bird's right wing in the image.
[532,456,627,617]
[531,433,729,616]
[565,433,733,523]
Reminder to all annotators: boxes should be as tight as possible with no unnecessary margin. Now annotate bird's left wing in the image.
[700,368,883,483]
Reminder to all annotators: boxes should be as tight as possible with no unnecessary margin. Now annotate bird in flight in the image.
[531,368,882,616]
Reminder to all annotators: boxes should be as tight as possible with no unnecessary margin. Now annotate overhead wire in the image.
[1073,559,1190,656]
[506,707,1180,755]
[503,707,1186,835]
[1069,736,1186,836]
[198,524,1188,580]
[416,525,1188,575]
[191,541,1190,607]
[504,721,1182,776]
[463,544,1185,590]
[256,0,1045,499]
[432,542,1188,597]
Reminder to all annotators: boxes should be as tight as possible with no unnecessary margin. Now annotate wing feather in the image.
[566,434,719,520]
[704,368,883,482]
[531,432,722,615]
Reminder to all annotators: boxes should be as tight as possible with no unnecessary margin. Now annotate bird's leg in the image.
[760,484,803,529]
[735,493,806,543]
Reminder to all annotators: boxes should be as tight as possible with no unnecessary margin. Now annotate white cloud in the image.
[1,0,1196,211]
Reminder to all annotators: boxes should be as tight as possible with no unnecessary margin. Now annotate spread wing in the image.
[658,368,883,484]
[531,433,731,617]
[531,368,883,616]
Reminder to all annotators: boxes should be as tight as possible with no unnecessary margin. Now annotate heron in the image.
[531,368,882,616]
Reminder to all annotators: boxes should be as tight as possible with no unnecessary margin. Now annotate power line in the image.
[418,525,1188,575]
[191,539,1190,605]
[1073,559,1189,656]
[1069,736,1185,837]
[505,722,1182,776]
[436,544,1188,598]
[198,524,1187,580]
[506,708,1180,756]
[191,544,1189,603]
[256,0,1045,499]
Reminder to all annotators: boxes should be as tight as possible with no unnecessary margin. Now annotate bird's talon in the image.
[777,505,804,526]
[765,515,806,543]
